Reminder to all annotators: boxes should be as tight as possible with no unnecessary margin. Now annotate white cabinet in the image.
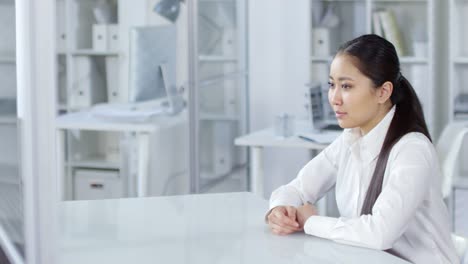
[73,168,124,200]
[309,0,436,135]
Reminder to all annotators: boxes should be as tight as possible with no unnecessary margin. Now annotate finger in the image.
[269,207,299,229]
[269,218,301,232]
[285,206,297,221]
[270,223,298,234]
[267,208,283,223]
[267,208,284,221]
[273,210,299,228]
[273,211,295,225]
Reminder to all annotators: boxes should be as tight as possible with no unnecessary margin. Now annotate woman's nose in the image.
[329,89,342,106]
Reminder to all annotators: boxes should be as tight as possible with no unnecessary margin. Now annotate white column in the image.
[17,0,57,263]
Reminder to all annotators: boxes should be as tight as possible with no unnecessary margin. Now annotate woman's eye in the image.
[342,84,352,89]
[328,81,335,89]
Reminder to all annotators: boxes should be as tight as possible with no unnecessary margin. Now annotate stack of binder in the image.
[372,9,406,57]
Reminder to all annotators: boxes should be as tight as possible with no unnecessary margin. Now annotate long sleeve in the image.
[269,133,343,211]
[303,137,432,250]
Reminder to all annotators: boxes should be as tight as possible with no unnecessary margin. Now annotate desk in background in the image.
[57,192,409,264]
[234,127,332,196]
[56,110,185,199]
[234,127,341,215]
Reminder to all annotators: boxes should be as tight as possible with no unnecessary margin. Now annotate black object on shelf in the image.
[0,98,16,115]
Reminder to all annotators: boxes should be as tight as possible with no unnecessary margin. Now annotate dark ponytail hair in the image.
[335,34,431,215]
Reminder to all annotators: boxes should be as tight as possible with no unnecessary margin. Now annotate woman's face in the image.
[328,54,389,135]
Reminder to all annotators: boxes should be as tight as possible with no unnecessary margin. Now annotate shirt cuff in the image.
[303,215,339,238]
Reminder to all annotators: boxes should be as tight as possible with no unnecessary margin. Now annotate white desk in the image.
[57,192,409,264]
[55,110,185,199]
[235,127,336,196]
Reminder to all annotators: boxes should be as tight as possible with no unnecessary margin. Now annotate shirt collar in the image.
[342,105,396,163]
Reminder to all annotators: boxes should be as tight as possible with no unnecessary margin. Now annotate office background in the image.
[1,0,467,263]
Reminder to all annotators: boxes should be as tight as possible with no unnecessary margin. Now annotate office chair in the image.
[436,121,468,261]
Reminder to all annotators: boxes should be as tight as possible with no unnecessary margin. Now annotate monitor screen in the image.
[129,25,176,103]
[309,83,325,125]
[308,83,341,131]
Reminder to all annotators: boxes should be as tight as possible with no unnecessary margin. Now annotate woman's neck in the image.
[360,103,393,136]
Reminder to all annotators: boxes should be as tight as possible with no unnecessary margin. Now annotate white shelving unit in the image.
[57,0,121,111]
[309,0,436,135]
[449,0,468,122]
[197,0,248,182]
[448,0,468,240]
[56,0,129,200]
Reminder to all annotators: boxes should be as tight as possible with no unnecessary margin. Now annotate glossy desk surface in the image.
[57,192,409,264]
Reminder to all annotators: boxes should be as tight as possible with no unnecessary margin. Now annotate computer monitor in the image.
[309,84,341,131]
[129,25,183,114]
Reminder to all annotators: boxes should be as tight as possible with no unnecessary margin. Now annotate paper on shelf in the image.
[379,10,405,56]
[297,130,341,144]
[372,11,383,37]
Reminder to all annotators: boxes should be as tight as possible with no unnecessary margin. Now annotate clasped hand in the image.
[267,203,318,235]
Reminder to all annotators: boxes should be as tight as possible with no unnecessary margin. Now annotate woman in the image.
[266,34,458,263]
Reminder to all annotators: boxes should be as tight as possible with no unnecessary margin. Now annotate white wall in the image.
[248,0,312,198]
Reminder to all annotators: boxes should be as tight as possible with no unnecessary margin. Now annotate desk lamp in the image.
[154,0,184,23]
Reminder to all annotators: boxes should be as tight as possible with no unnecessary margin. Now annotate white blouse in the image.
[269,106,459,264]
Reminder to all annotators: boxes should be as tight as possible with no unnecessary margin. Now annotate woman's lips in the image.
[335,111,347,118]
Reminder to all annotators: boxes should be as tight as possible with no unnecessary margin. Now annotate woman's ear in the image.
[377,81,393,104]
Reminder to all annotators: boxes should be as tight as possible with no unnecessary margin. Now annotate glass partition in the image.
[0,0,24,262]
